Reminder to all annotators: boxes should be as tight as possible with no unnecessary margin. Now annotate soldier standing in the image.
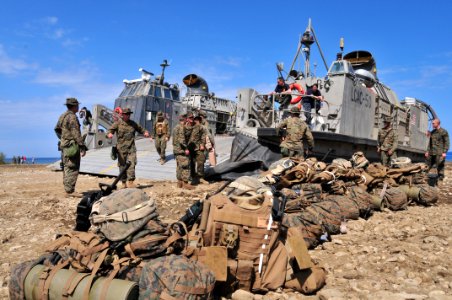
[173,114,194,189]
[425,118,449,181]
[199,110,216,166]
[151,111,170,165]
[54,97,86,197]
[377,116,398,167]
[277,106,314,158]
[107,108,149,188]
[190,116,208,184]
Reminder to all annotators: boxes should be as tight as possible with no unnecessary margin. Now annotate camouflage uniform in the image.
[55,108,85,193]
[427,127,449,180]
[153,114,170,161]
[173,122,190,182]
[138,255,215,300]
[189,123,207,179]
[277,112,314,158]
[377,127,398,166]
[108,117,146,183]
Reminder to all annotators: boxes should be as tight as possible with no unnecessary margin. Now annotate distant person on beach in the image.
[54,97,86,197]
[425,118,449,181]
[12,156,17,164]
[107,108,149,188]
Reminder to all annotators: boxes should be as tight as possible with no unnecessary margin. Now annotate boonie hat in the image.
[290,106,300,114]
[65,97,80,106]
[157,111,163,116]
[122,108,133,114]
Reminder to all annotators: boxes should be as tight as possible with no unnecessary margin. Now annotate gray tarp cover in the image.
[205,133,281,181]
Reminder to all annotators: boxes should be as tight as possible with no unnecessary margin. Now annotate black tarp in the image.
[205,133,281,181]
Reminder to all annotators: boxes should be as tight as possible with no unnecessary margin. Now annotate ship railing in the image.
[251,93,328,128]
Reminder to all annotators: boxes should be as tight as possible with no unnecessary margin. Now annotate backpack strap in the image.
[39,260,70,300]
[91,199,156,223]
[82,248,109,300]
[62,273,90,299]
[99,256,133,300]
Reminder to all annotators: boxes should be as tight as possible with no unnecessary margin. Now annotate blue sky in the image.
[1,0,451,157]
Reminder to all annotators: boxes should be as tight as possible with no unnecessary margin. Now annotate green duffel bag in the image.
[64,140,79,158]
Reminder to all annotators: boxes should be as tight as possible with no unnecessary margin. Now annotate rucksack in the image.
[138,255,215,300]
[90,188,159,242]
[156,122,165,136]
[375,186,408,211]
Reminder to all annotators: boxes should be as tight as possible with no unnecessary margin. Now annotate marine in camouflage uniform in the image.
[107,108,149,188]
[172,115,194,189]
[152,111,170,164]
[276,106,314,158]
[54,97,86,195]
[426,118,449,180]
[377,116,398,167]
[189,116,208,184]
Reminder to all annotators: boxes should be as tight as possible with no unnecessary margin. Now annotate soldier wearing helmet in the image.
[276,106,314,158]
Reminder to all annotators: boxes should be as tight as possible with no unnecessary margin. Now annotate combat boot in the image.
[177,180,183,188]
[120,182,128,189]
[160,158,165,165]
[199,178,209,184]
[127,180,136,188]
[183,181,195,190]
[65,191,83,198]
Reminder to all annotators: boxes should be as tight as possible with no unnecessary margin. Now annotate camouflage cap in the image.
[157,111,163,116]
[65,97,80,106]
[186,112,194,118]
[198,110,207,117]
[290,106,300,114]
[383,116,392,123]
[122,108,133,114]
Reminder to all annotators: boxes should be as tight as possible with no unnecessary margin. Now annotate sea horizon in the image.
[4,151,452,165]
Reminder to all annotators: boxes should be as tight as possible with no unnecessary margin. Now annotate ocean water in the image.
[5,157,59,165]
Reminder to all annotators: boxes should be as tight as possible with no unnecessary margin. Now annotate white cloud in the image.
[34,67,95,86]
[44,16,58,25]
[0,44,38,75]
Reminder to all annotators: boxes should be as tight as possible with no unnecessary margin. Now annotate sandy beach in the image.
[0,164,451,299]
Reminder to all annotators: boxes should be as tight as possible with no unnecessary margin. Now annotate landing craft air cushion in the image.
[52,61,236,179]
[234,19,436,164]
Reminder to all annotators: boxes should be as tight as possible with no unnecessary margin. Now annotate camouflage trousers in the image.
[154,135,167,159]
[380,151,397,167]
[175,154,190,182]
[427,154,445,180]
[191,150,206,178]
[62,151,80,193]
[281,147,304,159]
[118,150,137,182]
